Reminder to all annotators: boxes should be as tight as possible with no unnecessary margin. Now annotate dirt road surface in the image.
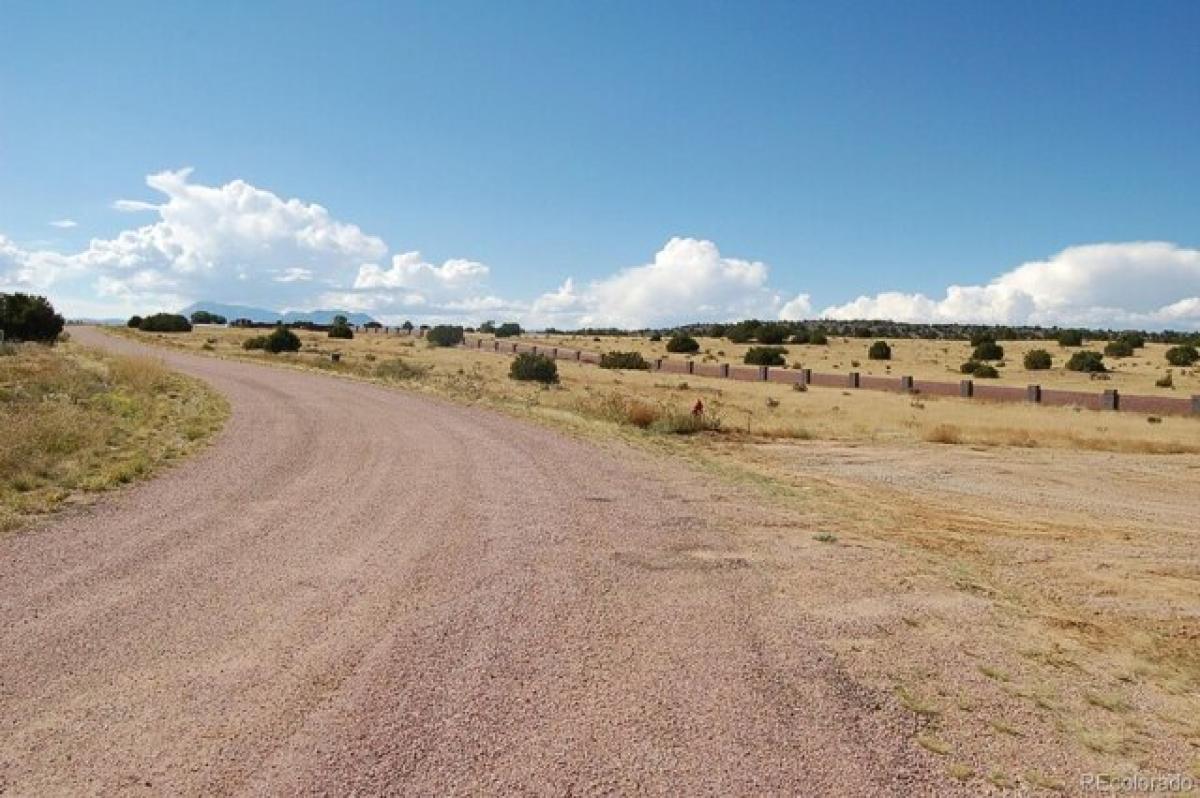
[0,328,946,796]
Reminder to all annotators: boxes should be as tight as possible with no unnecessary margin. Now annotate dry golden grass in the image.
[0,341,228,534]
[524,331,1200,398]
[113,326,1200,456]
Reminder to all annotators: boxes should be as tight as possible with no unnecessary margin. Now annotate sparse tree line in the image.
[548,319,1200,347]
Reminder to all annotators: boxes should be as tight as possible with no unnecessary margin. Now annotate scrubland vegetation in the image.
[117,325,1200,454]
[0,340,227,534]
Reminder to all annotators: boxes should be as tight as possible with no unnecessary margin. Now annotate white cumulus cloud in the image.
[527,237,791,329]
[821,242,1200,329]
[2,169,403,316]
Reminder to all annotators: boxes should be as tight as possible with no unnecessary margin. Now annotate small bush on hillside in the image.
[1118,332,1145,349]
[1104,339,1134,358]
[599,351,650,370]
[665,334,700,353]
[127,315,143,328]
[868,340,892,360]
[972,341,1004,361]
[960,360,980,374]
[808,329,829,345]
[1165,345,1199,366]
[509,352,558,383]
[0,293,66,342]
[242,336,268,350]
[1058,329,1085,347]
[756,324,788,345]
[1065,350,1106,372]
[263,326,301,353]
[328,314,354,339]
[789,330,810,344]
[971,363,1000,378]
[744,346,788,366]
[1023,349,1053,370]
[649,333,662,342]
[426,325,464,347]
[1155,371,1174,388]
[190,310,227,325]
[138,313,192,333]
[494,322,523,338]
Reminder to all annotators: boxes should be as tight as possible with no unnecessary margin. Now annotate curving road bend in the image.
[0,328,941,796]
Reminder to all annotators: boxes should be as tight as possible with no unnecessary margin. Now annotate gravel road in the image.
[0,328,944,796]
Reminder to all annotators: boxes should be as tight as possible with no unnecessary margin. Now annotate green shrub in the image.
[1165,345,1199,366]
[1065,350,1106,372]
[138,313,192,333]
[328,314,354,339]
[509,352,558,383]
[1103,339,1133,358]
[599,351,650,369]
[972,363,999,378]
[263,326,301,353]
[1117,332,1145,349]
[494,322,522,338]
[242,336,267,350]
[127,315,143,328]
[756,324,788,345]
[478,321,496,334]
[744,346,788,366]
[1155,371,1174,388]
[789,330,810,344]
[649,333,662,342]
[426,325,464,347]
[960,360,981,374]
[808,328,829,345]
[1058,329,1084,347]
[1023,349,1053,370]
[972,341,1004,361]
[868,340,892,360]
[665,334,700,353]
[0,293,66,342]
[189,310,227,324]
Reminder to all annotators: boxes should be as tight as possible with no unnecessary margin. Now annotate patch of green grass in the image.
[978,664,1011,682]
[917,733,952,755]
[986,770,1015,789]
[896,685,942,718]
[1025,770,1065,792]
[946,762,974,782]
[814,531,838,543]
[988,718,1023,737]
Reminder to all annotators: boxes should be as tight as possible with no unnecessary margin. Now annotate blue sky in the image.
[1,0,1198,327]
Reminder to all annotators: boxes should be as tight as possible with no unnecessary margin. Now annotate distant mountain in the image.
[179,302,376,325]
